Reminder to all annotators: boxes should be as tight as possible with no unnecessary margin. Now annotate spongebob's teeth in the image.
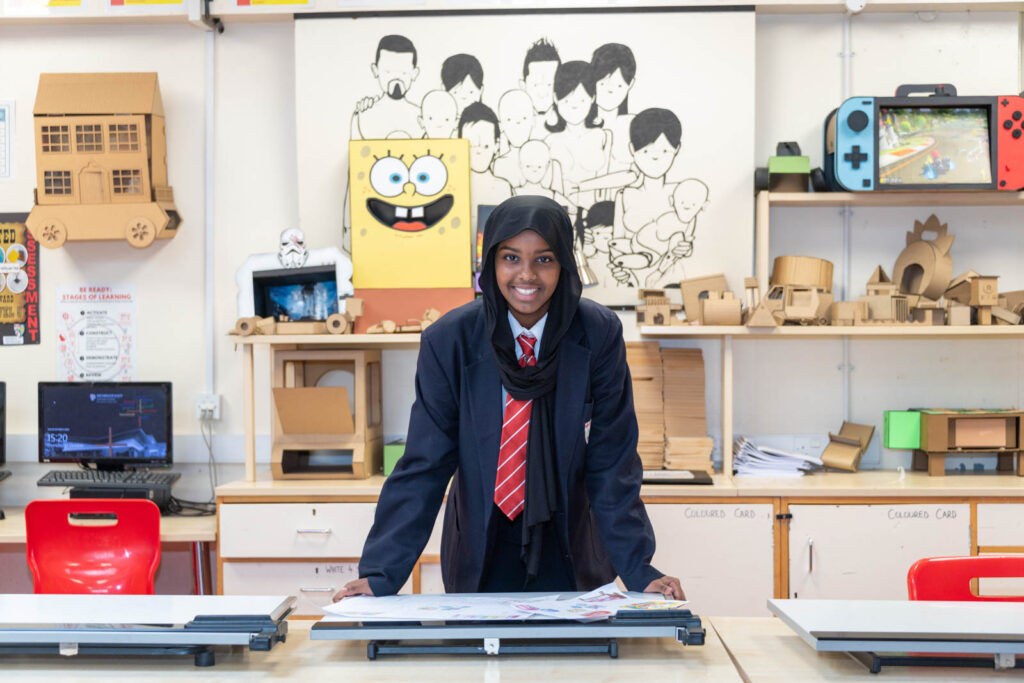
[411,206,424,218]
[394,206,409,218]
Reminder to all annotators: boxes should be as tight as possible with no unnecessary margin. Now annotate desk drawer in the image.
[222,561,413,616]
[219,503,376,558]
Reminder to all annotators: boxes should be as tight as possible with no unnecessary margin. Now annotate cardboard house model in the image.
[26,73,181,249]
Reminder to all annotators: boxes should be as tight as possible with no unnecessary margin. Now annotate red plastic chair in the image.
[908,555,1024,602]
[25,498,161,594]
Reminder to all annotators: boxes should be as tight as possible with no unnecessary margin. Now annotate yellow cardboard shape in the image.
[349,138,472,289]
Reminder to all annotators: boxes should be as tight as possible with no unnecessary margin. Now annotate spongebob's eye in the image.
[369,156,409,197]
[408,155,448,196]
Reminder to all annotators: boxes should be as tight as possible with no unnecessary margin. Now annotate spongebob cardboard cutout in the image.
[349,139,471,289]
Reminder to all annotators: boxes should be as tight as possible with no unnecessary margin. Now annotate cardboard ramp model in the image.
[26,73,181,249]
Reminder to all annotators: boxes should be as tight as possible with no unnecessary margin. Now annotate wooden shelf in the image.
[228,333,420,349]
[763,190,1024,208]
[640,325,1024,339]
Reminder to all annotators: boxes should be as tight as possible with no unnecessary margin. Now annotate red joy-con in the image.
[996,95,1024,190]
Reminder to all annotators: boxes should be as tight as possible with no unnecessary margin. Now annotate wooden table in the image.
[712,616,1024,680]
[0,618,740,680]
[0,506,217,595]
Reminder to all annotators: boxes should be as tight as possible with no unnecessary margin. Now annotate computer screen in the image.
[878,106,992,186]
[38,382,172,468]
[252,264,338,321]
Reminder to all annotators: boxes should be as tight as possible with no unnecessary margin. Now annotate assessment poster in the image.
[56,284,137,381]
[0,213,40,346]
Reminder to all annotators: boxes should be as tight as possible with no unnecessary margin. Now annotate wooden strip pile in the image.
[625,342,666,470]
[661,348,713,473]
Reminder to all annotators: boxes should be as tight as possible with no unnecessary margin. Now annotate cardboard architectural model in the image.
[892,215,954,300]
[762,255,834,325]
[26,73,180,249]
[636,289,684,326]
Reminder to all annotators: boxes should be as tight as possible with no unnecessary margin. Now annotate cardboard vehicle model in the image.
[26,73,181,249]
[763,284,834,325]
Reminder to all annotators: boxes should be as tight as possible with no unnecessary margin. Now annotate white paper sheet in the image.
[323,583,688,622]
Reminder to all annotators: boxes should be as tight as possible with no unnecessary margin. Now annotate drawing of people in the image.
[419,89,458,138]
[634,178,709,286]
[520,39,561,140]
[493,89,539,187]
[613,107,682,239]
[591,43,637,172]
[580,200,617,285]
[442,53,484,120]
[350,35,423,140]
[545,60,612,208]
[459,101,513,213]
[512,139,574,208]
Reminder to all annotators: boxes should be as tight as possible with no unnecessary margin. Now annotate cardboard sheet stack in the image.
[625,342,666,470]
[661,348,714,473]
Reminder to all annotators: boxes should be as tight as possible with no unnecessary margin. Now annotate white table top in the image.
[713,616,1024,681]
[769,598,1024,644]
[0,594,294,626]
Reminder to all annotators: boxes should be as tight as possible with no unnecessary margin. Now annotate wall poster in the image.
[56,284,136,381]
[0,213,39,346]
[295,8,754,307]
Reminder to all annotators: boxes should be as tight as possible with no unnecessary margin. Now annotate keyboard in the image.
[37,469,180,490]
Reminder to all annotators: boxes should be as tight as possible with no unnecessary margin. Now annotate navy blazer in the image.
[358,297,663,595]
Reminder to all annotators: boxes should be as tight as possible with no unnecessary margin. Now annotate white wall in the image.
[0,9,1021,497]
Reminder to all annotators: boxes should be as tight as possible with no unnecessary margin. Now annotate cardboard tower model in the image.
[26,73,181,249]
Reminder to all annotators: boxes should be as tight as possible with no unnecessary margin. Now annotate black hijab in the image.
[479,195,582,584]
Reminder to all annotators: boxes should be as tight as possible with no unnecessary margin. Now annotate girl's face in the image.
[595,68,632,112]
[557,84,592,126]
[494,229,561,328]
[631,133,679,179]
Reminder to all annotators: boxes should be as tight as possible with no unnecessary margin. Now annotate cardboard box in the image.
[272,387,354,434]
[821,422,875,472]
[919,409,1023,452]
[884,411,921,449]
[26,73,181,249]
[700,291,742,325]
[383,440,406,476]
[770,255,833,291]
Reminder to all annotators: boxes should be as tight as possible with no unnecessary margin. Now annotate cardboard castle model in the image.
[26,73,181,249]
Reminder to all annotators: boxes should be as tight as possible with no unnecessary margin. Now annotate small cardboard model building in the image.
[830,300,868,326]
[821,421,875,472]
[701,291,742,325]
[946,271,1000,325]
[26,73,181,249]
[892,214,954,300]
[680,274,728,323]
[910,409,1024,477]
[636,288,684,326]
[857,266,909,324]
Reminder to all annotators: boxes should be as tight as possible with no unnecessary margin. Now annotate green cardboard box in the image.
[884,411,921,449]
[383,440,406,476]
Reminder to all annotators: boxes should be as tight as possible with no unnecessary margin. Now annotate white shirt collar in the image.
[508,310,546,358]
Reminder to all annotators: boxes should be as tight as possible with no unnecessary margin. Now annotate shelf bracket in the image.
[188,0,224,33]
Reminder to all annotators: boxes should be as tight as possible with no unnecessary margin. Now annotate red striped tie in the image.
[494,333,537,520]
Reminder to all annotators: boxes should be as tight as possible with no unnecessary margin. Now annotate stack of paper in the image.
[661,348,713,472]
[322,582,688,623]
[626,342,665,470]
[732,437,823,477]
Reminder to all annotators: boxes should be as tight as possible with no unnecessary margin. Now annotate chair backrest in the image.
[908,555,1024,602]
[25,498,161,594]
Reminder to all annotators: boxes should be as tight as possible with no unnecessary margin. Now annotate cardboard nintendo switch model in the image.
[824,83,1024,192]
[26,73,180,249]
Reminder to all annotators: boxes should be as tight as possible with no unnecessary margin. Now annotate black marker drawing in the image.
[459,101,513,208]
[520,39,561,141]
[592,43,637,173]
[351,35,423,140]
[419,89,458,139]
[442,53,484,121]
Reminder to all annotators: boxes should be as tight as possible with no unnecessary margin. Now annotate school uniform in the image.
[358,295,662,595]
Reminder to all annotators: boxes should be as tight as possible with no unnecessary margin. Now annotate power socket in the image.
[195,393,221,421]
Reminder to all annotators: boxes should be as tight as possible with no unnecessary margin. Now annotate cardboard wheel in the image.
[37,219,67,248]
[126,217,157,248]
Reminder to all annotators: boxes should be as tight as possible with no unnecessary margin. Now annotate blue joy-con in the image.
[834,97,875,191]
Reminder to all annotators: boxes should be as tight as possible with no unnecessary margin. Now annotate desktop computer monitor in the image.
[38,382,172,470]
